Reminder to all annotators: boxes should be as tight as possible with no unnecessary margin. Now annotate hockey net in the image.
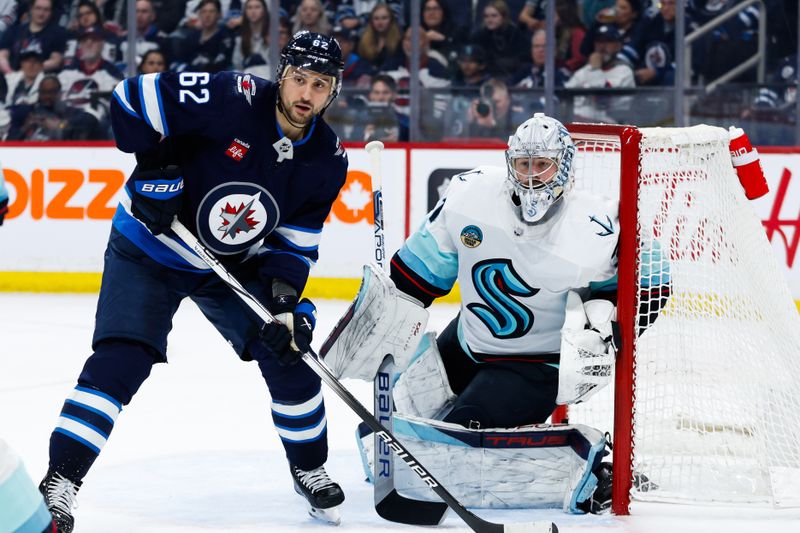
[563,123,800,514]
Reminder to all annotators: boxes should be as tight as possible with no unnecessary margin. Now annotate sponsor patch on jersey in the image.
[226,138,250,161]
[460,225,483,248]
[197,182,279,255]
[236,74,256,105]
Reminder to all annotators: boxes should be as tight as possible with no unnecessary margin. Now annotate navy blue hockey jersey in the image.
[110,71,348,293]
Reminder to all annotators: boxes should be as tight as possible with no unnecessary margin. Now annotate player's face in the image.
[512,156,558,188]
[279,66,335,124]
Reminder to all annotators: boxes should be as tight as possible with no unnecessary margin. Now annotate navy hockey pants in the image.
[436,315,559,429]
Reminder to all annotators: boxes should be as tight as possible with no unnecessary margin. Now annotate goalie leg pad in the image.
[393,332,457,419]
[319,264,428,380]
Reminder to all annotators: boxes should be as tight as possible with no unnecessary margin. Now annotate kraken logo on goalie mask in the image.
[467,259,538,339]
[196,182,279,255]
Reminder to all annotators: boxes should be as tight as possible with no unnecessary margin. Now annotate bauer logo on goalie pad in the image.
[460,225,483,248]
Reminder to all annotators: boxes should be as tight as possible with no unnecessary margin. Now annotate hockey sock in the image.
[49,386,122,481]
[270,389,328,470]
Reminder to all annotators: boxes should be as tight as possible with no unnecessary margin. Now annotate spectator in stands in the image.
[65,1,121,64]
[452,43,490,88]
[421,0,467,68]
[138,48,166,74]
[580,0,616,27]
[470,0,529,81]
[383,26,450,88]
[58,24,123,122]
[513,28,569,88]
[629,0,675,86]
[278,14,291,50]
[0,0,17,38]
[291,0,332,36]
[232,0,270,78]
[359,73,406,142]
[104,0,187,34]
[3,44,45,107]
[688,0,760,83]
[333,5,360,32]
[581,0,642,59]
[518,0,546,32]
[180,0,240,29]
[172,0,234,73]
[464,77,524,140]
[118,0,169,68]
[334,25,374,87]
[5,75,102,140]
[566,23,635,122]
[357,2,403,72]
[0,0,68,74]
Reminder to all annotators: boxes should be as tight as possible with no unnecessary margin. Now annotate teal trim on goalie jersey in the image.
[398,230,458,291]
[393,416,469,448]
[0,461,52,533]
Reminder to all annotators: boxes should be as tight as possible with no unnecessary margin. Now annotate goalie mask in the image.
[505,113,576,223]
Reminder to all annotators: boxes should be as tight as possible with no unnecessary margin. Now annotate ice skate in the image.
[39,471,81,533]
[291,464,345,525]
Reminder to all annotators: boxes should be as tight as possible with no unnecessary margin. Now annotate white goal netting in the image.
[566,124,800,509]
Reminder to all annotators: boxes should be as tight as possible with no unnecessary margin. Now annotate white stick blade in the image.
[365,140,385,153]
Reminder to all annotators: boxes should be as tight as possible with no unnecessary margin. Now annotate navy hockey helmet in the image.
[278,31,344,106]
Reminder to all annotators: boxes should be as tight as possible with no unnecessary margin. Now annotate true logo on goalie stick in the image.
[460,225,483,248]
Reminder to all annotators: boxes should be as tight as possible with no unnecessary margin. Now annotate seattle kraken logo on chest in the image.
[197,182,280,255]
[467,259,539,339]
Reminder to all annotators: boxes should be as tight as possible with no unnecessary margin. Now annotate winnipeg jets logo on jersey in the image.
[274,137,293,162]
[589,214,615,236]
[197,182,279,255]
[236,74,256,105]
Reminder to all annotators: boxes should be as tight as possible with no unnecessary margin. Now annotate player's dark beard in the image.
[277,94,314,130]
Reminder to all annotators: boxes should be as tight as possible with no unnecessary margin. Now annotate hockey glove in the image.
[260,296,317,366]
[0,196,8,226]
[127,164,184,235]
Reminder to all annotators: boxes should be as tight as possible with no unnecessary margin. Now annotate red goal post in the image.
[562,122,800,515]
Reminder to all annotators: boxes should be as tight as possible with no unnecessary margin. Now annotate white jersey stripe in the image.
[274,225,322,250]
[140,73,166,136]
[56,416,108,451]
[113,80,137,117]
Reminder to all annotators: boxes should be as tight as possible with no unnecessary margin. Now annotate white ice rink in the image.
[2,294,799,532]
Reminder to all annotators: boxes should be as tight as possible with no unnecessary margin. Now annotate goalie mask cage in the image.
[563,123,800,515]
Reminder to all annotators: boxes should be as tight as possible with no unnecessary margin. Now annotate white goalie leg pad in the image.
[374,413,607,510]
[319,263,429,380]
[557,291,616,405]
[393,332,457,419]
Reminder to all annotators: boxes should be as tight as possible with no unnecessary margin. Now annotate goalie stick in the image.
[366,141,450,526]
[170,219,558,533]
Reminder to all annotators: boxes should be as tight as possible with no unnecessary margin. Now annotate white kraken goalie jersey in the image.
[392,165,619,361]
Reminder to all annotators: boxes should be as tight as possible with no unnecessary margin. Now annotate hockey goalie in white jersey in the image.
[323,113,668,514]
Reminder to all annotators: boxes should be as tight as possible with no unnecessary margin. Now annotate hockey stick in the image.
[366,141,450,526]
[169,219,558,533]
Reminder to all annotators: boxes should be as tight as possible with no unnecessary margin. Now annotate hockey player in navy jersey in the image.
[38,31,349,531]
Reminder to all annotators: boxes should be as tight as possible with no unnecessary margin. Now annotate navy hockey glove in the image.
[0,196,8,226]
[260,297,317,366]
[128,165,184,235]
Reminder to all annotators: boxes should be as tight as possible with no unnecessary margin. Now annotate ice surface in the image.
[2,294,799,532]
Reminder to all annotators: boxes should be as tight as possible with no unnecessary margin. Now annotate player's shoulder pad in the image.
[316,119,349,163]
[446,165,505,196]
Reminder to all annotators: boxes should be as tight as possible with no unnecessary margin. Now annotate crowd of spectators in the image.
[0,0,796,142]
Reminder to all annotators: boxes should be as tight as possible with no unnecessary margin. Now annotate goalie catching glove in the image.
[319,263,429,380]
[557,290,617,405]
[260,296,317,366]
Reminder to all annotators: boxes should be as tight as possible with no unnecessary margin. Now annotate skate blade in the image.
[305,502,342,526]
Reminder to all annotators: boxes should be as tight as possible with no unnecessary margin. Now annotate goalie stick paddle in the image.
[170,220,558,533]
[366,140,450,526]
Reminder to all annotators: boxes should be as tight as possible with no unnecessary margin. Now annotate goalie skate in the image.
[291,464,345,525]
